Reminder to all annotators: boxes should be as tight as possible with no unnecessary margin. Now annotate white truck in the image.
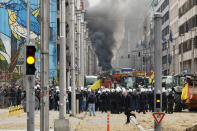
[85,76,98,88]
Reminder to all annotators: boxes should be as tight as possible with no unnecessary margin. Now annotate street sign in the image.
[153,113,165,125]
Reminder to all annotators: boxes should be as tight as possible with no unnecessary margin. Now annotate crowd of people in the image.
[0,85,23,107]
[65,86,175,124]
[0,83,176,124]
[75,87,175,114]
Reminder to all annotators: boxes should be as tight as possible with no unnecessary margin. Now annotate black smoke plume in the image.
[85,1,120,71]
[86,0,149,71]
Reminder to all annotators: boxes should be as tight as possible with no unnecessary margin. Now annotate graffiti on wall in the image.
[0,0,57,78]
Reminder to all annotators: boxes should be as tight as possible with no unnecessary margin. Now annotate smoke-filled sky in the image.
[86,0,149,70]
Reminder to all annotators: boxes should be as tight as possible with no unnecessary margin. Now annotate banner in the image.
[90,79,101,90]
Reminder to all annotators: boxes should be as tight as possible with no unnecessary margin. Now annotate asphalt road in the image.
[0,109,197,131]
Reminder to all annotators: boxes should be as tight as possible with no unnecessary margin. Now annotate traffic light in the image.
[26,45,36,75]
[156,94,161,108]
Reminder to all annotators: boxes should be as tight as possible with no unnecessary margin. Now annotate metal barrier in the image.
[8,104,24,116]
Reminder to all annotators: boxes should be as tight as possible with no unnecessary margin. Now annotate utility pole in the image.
[26,3,35,131]
[84,26,88,76]
[141,49,143,71]
[154,13,162,131]
[134,54,136,69]
[59,0,66,119]
[70,0,76,116]
[40,0,49,130]
[167,40,169,75]
[181,35,184,73]
[191,29,195,73]
[54,1,70,129]
[76,9,81,87]
[27,75,35,131]
[173,45,175,73]
[80,11,85,88]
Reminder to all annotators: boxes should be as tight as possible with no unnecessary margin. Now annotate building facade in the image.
[178,0,197,74]
[149,0,197,75]
[154,0,171,75]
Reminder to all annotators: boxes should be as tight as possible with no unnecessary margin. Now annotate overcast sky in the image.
[88,0,100,7]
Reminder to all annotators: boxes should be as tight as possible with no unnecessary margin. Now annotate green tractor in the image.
[162,75,185,112]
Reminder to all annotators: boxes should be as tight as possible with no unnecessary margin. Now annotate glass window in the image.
[162,55,167,64]
[85,77,98,86]
[166,76,173,84]
[125,77,136,88]
[179,0,197,17]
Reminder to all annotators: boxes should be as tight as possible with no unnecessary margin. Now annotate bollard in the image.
[107,112,110,131]
[11,106,14,116]
[20,105,23,113]
[8,107,12,116]
[13,106,17,115]
[17,105,20,114]
[21,104,24,113]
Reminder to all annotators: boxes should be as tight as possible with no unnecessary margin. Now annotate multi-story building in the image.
[56,0,98,87]
[169,0,179,74]
[149,0,197,75]
[178,0,197,74]
[154,0,170,75]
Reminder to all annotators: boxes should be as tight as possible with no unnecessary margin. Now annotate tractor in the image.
[181,74,197,111]
[162,75,185,112]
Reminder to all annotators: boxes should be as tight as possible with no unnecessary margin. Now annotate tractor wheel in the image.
[188,108,197,112]
[174,93,182,112]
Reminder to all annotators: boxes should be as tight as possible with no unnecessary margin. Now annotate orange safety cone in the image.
[107,112,110,131]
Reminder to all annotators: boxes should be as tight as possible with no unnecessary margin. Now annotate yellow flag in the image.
[181,85,188,100]
[149,78,152,84]
[149,72,154,84]
[151,72,154,79]
[90,79,101,90]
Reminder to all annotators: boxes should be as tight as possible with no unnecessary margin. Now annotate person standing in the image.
[87,90,97,116]
[162,88,167,113]
[16,86,22,105]
[167,89,174,114]
[122,91,136,124]
[138,88,146,114]
[11,85,17,106]
[100,90,107,112]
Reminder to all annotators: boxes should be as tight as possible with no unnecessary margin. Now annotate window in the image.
[161,0,169,12]
[195,36,197,48]
[157,8,161,12]
[57,18,60,37]
[162,42,167,51]
[179,39,192,54]
[162,25,169,37]
[179,0,197,17]
[162,11,169,25]
[57,0,60,11]
[162,55,167,64]
[179,15,197,35]
[157,0,169,13]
